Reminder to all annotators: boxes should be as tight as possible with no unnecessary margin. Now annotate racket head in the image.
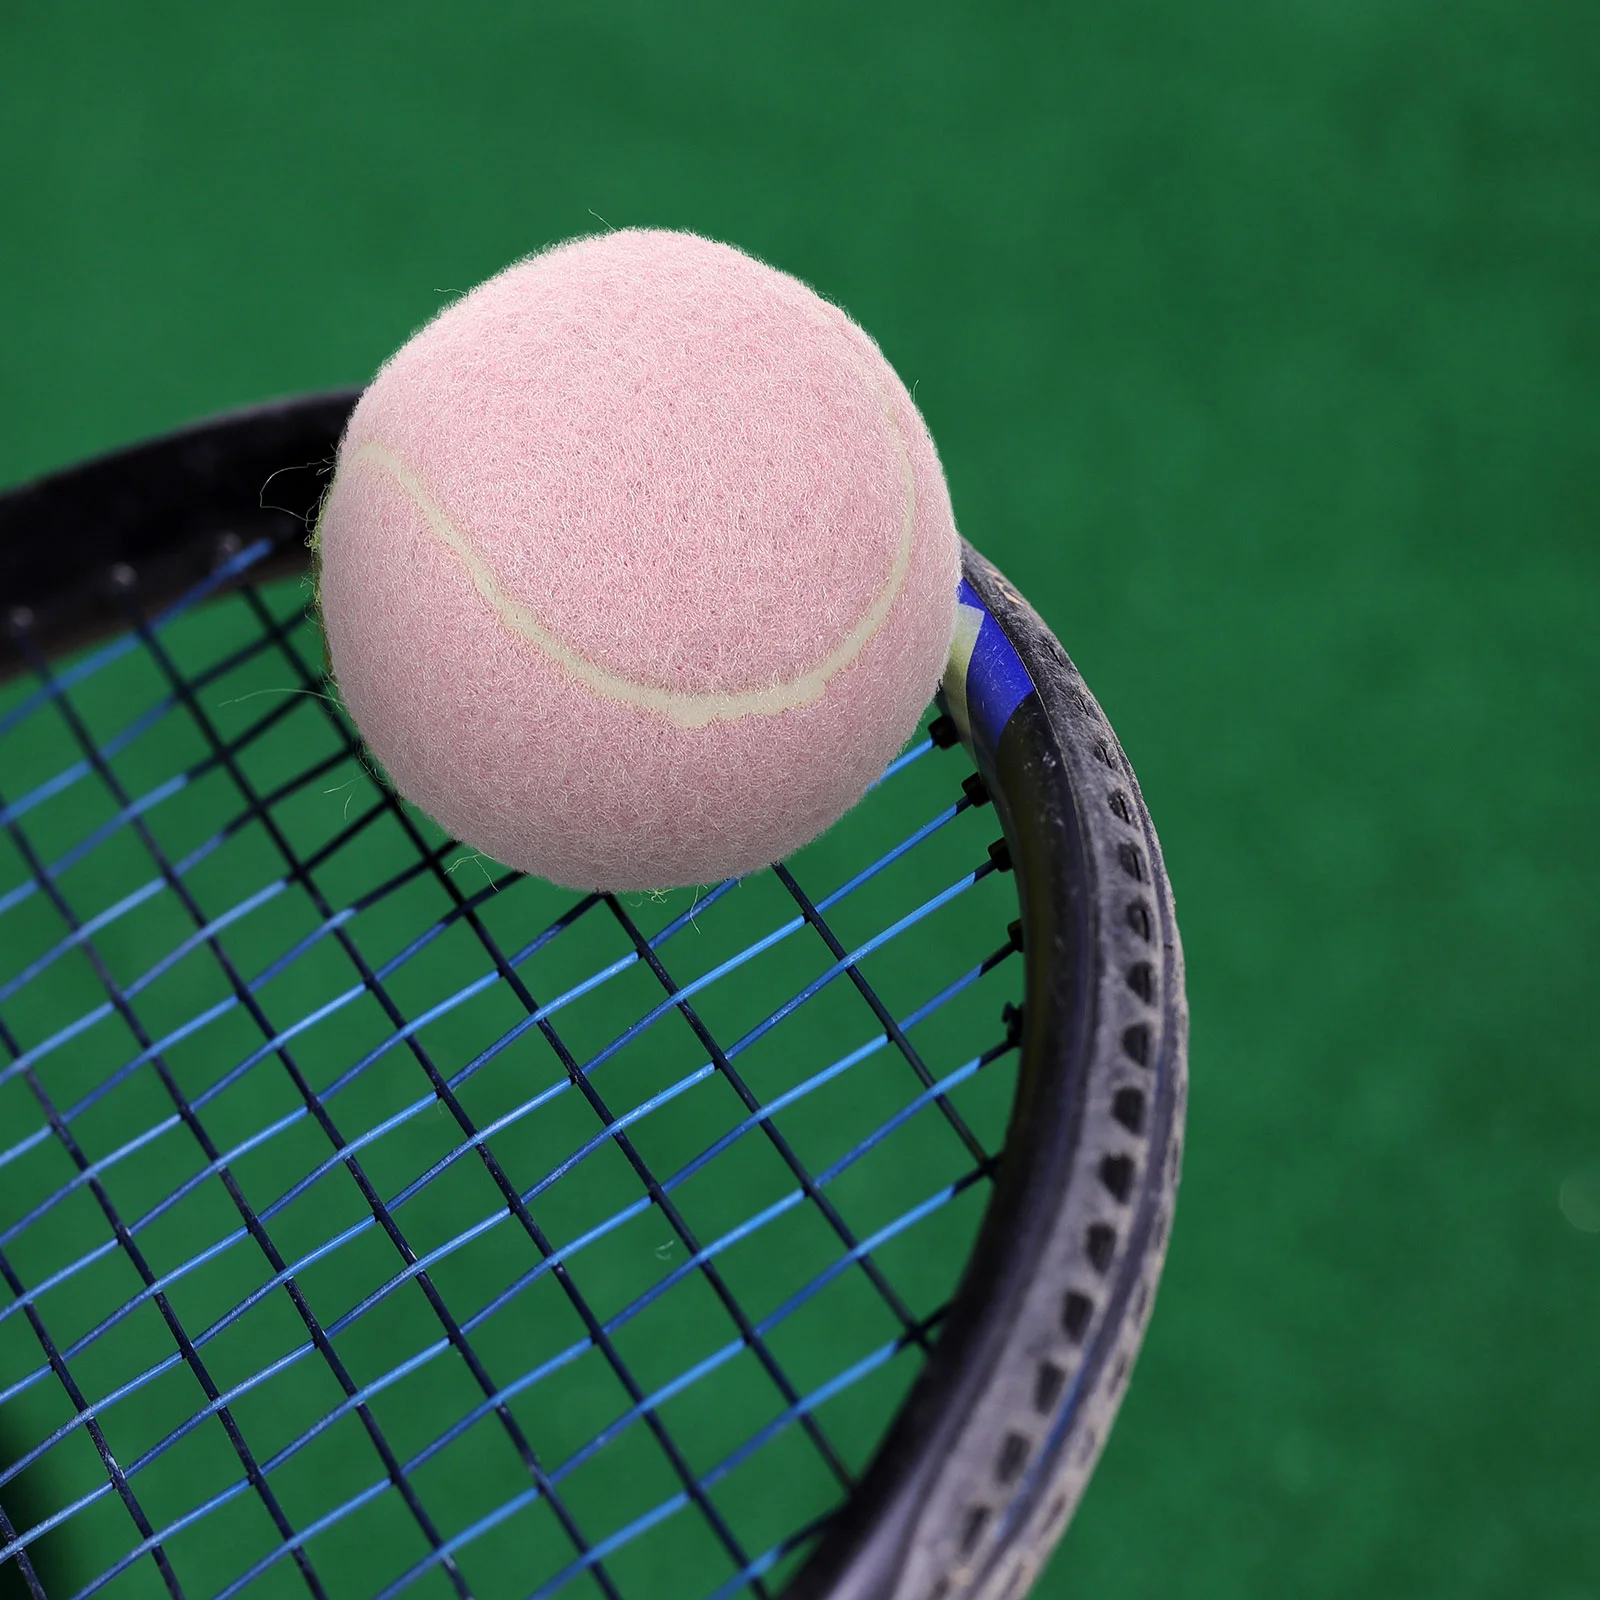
[0,397,1186,1600]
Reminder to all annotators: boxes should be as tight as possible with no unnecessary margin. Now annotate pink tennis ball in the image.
[316,228,959,890]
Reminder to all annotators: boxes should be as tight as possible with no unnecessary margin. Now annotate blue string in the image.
[0,547,1016,1600]
[129,1153,976,1600]
[0,536,274,745]
[0,869,984,1481]
[4,1031,992,1577]
[0,797,951,1352]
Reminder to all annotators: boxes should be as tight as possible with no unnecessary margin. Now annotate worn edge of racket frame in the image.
[0,393,1188,1600]
[789,550,1188,1600]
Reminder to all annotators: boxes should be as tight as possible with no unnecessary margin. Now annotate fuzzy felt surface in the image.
[317,228,958,889]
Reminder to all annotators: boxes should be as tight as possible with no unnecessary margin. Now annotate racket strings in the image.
[7,1009,1014,1600]
[3,875,1014,1586]
[0,671,321,932]
[0,828,984,1413]
[0,733,989,1395]
[0,545,1024,1600]
[194,1036,1011,1600]
[5,665,737,1600]
[768,864,988,1169]
[111,593,765,1600]
[0,540,283,754]
[3,641,475,1600]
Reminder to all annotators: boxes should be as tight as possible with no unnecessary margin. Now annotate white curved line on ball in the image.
[351,418,916,731]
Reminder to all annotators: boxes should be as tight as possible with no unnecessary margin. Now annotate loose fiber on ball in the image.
[316,228,959,890]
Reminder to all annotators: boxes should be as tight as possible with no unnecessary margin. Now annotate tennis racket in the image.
[0,394,1186,1600]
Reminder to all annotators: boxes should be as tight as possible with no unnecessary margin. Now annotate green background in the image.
[2,2,1596,1595]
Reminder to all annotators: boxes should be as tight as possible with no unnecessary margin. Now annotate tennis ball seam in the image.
[350,428,918,731]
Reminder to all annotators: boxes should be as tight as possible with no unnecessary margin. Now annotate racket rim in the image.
[0,394,1186,1600]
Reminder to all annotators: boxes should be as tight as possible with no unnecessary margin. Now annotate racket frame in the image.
[0,396,1187,1600]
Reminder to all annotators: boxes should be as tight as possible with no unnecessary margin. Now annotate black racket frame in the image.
[0,396,1187,1600]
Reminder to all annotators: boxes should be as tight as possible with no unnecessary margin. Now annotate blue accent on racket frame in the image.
[950,577,1037,753]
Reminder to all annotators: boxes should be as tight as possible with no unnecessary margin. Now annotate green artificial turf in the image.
[2,3,1596,1596]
